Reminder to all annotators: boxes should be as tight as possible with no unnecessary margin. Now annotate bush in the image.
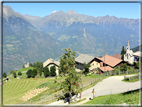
[18,72,22,76]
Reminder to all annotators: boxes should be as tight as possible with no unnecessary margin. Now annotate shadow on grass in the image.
[122,88,141,95]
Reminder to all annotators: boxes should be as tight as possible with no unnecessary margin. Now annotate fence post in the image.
[119,71,120,75]
[91,79,92,85]
[115,71,116,75]
[31,100,32,104]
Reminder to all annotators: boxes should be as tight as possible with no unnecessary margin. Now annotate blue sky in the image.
[3,3,140,19]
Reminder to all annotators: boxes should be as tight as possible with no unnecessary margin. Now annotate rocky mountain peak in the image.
[66,9,77,14]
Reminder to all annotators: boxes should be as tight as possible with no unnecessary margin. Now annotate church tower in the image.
[126,40,130,51]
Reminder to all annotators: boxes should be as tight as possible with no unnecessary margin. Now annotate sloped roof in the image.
[112,54,122,59]
[75,54,95,64]
[99,55,122,67]
[99,66,114,72]
[43,58,60,68]
[133,51,142,57]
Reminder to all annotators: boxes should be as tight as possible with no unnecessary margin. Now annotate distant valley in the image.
[3,5,140,74]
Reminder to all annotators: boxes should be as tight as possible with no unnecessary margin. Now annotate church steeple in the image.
[126,40,130,51]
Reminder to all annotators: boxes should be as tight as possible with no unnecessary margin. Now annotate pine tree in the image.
[121,46,126,60]
[58,48,82,104]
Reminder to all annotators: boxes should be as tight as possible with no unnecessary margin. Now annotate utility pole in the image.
[103,23,106,72]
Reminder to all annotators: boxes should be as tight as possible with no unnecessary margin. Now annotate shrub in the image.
[18,72,22,76]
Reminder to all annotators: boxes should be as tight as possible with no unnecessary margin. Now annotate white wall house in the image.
[43,58,60,76]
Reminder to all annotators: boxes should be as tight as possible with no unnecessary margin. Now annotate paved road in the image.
[48,74,141,105]
[81,75,141,99]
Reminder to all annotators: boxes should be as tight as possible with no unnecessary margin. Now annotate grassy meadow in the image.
[84,88,140,105]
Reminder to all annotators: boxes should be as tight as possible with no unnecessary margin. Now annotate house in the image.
[112,54,122,60]
[24,62,29,68]
[98,55,124,68]
[98,66,114,73]
[89,57,102,73]
[43,58,60,76]
[75,54,94,70]
[133,51,141,62]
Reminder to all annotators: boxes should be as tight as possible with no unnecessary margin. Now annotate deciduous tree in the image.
[3,72,7,78]
[31,69,37,78]
[44,67,50,77]
[26,69,32,78]
[50,66,56,76]
[18,71,22,76]
[58,48,82,104]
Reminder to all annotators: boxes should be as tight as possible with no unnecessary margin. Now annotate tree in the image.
[120,46,126,60]
[50,66,56,76]
[120,63,127,72]
[58,48,82,104]
[18,72,22,76]
[22,64,25,68]
[59,58,67,76]
[26,69,32,78]
[3,72,7,78]
[13,71,17,78]
[31,69,37,78]
[83,62,90,76]
[39,69,42,77]
[10,70,15,74]
[44,67,50,77]
[29,63,33,67]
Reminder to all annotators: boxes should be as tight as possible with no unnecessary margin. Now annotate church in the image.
[124,40,141,64]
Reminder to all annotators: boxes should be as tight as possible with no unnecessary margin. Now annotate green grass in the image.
[16,67,34,73]
[3,78,53,104]
[84,88,140,105]
[122,75,140,82]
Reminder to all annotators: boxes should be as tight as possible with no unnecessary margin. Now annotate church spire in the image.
[126,40,130,51]
[127,40,129,47]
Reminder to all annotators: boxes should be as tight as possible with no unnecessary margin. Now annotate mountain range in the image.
[3,5,140,74]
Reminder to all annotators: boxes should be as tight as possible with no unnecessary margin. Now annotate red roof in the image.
[99,55,122,67]
[112,54,122,60]
[99,66,114,72]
